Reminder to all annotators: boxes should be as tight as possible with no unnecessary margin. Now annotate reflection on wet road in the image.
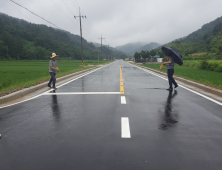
[51,95,61,122]
[159,90,178,130]
[1,60,222,170]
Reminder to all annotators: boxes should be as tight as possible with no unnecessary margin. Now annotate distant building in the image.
[147,55,163,62]
[153,55,160,58]
[157,58,163,62]
[152,55,163,62]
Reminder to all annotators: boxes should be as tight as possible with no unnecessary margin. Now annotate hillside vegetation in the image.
[163,16,222,57]
[0,13,126,60]
[134,16,222,61]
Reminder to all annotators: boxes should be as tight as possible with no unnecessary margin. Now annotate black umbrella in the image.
[161,46,183,66]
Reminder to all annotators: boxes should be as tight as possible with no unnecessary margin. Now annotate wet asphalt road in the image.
[1,60,222,170]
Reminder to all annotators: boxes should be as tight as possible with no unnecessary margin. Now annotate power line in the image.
[79,11,100,36]
[7,0,32,22]
[9,0,63,30]
[70,0,79,11]
[82,19,100,37]
[59,0,99,40]
[61,0,74,15]
[74,0,100,36]
[74,0,80,7]
[50,0,79,29]
[50,0,97,40]
[80,13,100,37]
[70,0,101,37]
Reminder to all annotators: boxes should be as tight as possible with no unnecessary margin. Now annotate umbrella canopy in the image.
[161,46,183,66]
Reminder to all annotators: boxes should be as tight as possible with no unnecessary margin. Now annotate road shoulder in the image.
[129,62,222,102]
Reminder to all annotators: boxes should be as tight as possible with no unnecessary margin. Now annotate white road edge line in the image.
[121,96,126,104]
[43,92,120,95]
[121,117,131,138]
[0,63,114,109]
[128,62,222,106]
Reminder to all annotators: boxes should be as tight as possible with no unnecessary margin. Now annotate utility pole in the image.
[74,8,86,67]
[98,49,99,65]
[98,35,105,63]
[108,43,110,62]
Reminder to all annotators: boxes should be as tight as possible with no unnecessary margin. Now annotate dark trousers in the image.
[167,69,177,89]
[48,72,56,88]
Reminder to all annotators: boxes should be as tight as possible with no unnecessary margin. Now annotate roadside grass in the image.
[0,60,112,95]
[143,63,222,89]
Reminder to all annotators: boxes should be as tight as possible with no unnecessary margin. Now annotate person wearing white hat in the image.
[48,53,60,89]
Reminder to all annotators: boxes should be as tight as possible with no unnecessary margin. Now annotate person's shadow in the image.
[159,90,178,130]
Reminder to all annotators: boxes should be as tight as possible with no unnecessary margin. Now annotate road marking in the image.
[43,92,120,95]
[121,117,131,138]
[120,63,124,94]
[0,63,114,109]
[121,96,126,104]
[129,62,222,106]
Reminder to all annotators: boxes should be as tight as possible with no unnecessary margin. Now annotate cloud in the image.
[1,0,222,47]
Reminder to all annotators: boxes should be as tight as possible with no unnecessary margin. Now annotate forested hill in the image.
[165,16,222,56]
[177,16,222,44]
[0,13,126,60]
[133,15,222,60]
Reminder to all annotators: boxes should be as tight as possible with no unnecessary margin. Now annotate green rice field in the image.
[143,63,222,89]
[0,60,112,94]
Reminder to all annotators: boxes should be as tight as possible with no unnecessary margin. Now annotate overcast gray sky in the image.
[1,0,222,47]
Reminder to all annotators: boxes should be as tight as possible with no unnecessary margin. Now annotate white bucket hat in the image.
[51,53,59,58]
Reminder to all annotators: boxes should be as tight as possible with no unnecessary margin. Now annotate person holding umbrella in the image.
[161,46,183,91]
[162,55,178,91]
[48,53,60,90]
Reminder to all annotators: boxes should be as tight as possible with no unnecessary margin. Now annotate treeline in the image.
[133,49,165,61]
[0,13,126,60]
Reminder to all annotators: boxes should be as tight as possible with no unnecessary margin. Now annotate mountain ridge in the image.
[116,42,161,56]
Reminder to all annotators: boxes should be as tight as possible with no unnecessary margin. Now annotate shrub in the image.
[199,60,209,70]
[211,63,220,72]
[214,66,222,72]
[198,60,222,72]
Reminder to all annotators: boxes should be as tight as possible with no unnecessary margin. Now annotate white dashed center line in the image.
[121,96,126,104]
[121,117,131,138]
